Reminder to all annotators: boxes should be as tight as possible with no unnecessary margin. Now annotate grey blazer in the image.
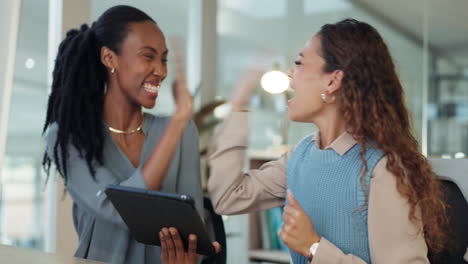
[45,113,203,264]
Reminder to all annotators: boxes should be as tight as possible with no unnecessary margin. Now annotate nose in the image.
[152,61,167,78]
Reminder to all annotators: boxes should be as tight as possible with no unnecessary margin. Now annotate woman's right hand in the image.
[159,227,221,264]
[169,37,193,122]
[229,51,272,112]
[229,66,265,112]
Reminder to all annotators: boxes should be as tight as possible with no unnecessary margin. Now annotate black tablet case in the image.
[105,185,215,256]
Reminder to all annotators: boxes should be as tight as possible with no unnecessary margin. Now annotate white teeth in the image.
[143,83,160,93]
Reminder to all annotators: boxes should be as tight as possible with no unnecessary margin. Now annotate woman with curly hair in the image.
[206,18,449,263]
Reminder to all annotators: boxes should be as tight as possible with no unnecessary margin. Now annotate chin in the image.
[288,111,300,122]
[288,111,313,123]
[142,100,156,109]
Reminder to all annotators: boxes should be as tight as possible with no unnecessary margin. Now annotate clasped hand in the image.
[280,190,321,258]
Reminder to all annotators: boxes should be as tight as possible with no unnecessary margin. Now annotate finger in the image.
[168,36,186,77]
[212,241,222,254]
[233,68,262,93]
[283,222,293,234]
[159,231,169,263]
[283,205,299,219]
[168,227,185,258]
[283,205,296,215]
[280,222,287,235]
[282,210,293,224]
[168,36,184,58]
[187,234,198,262]
[287,190,301,208]
[279,228,288,245]
[163,228,176,261]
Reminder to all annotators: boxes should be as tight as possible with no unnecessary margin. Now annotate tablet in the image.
[105,185,216,256]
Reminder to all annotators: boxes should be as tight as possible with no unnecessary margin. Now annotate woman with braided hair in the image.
[208,19,449,263]
[43,5,219,264]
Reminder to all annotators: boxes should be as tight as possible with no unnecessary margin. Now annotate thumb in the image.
[212,241,222,254]
[287,190,301,208]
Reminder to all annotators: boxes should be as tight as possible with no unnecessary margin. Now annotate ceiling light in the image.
[261,70,290,94]
[25,58,35,69]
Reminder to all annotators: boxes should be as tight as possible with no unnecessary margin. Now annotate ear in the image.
[100,46,117,72]
[325,69,344,94]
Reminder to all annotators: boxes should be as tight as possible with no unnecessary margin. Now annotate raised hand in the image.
[169,37,193,121]
[229,53,271,112]
[280,190,320,258]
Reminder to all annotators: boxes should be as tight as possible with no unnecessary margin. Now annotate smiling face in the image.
[287,34,342,123]
[103,21,168,109]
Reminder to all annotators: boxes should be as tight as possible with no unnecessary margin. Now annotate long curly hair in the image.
[318,19,449,255]
[42,5,155,182]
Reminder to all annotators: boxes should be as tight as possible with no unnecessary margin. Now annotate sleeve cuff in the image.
[311,237,344,264]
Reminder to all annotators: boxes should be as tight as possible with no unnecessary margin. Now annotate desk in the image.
[0,244,104,264]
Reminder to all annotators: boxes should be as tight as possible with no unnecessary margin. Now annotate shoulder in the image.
[44,122,59,146]
[371,155,391,181]
[293,133,316,152]
[298,133,316,146]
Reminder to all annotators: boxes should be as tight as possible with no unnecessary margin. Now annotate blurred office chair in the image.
[428,158,468,264]
[202,197,227,264]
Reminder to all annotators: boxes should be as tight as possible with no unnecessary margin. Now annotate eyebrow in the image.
[299,52,304,57]
[141,46,169,55]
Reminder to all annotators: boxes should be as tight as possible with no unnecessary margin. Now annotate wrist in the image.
[173,111,191,122]
[231,106,244,112]
[231,105,248,112]
[229,100,245,111]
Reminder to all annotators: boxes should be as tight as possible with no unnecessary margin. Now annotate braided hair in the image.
[42,5,155,182]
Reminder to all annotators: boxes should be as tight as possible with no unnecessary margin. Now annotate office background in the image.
[0,0,467,263]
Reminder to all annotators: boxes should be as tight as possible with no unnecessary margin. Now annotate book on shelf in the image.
[261,206,289,252]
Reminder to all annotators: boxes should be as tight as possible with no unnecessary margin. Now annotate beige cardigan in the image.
[208,112,429,263]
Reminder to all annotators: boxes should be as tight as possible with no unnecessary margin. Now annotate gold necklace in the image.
[108,119,144,134]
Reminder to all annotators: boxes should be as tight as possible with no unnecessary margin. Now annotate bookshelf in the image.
[247,149,291,264]
[220,148,291,263]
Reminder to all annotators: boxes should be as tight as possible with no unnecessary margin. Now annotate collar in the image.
[310,131,357,156]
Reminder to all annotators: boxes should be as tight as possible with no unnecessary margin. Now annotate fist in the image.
[280,190,320,258]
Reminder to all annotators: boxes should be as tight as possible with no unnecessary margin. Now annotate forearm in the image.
[208,112,287,214]
[142,114,190,190]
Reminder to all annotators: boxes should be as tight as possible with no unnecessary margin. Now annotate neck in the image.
[313,106,346,149]
[103,84,143,131]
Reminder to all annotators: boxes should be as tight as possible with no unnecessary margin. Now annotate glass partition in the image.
[0,0,49,250]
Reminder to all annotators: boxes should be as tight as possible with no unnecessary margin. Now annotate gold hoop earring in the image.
[111,68,115,74]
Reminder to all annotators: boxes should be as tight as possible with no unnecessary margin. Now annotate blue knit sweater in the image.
[287,134,383,263]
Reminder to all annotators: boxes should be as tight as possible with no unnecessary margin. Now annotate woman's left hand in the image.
[160,227,197,264]
[169,37,193,122]
[159,227,222,264]
[280,190,321,258]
